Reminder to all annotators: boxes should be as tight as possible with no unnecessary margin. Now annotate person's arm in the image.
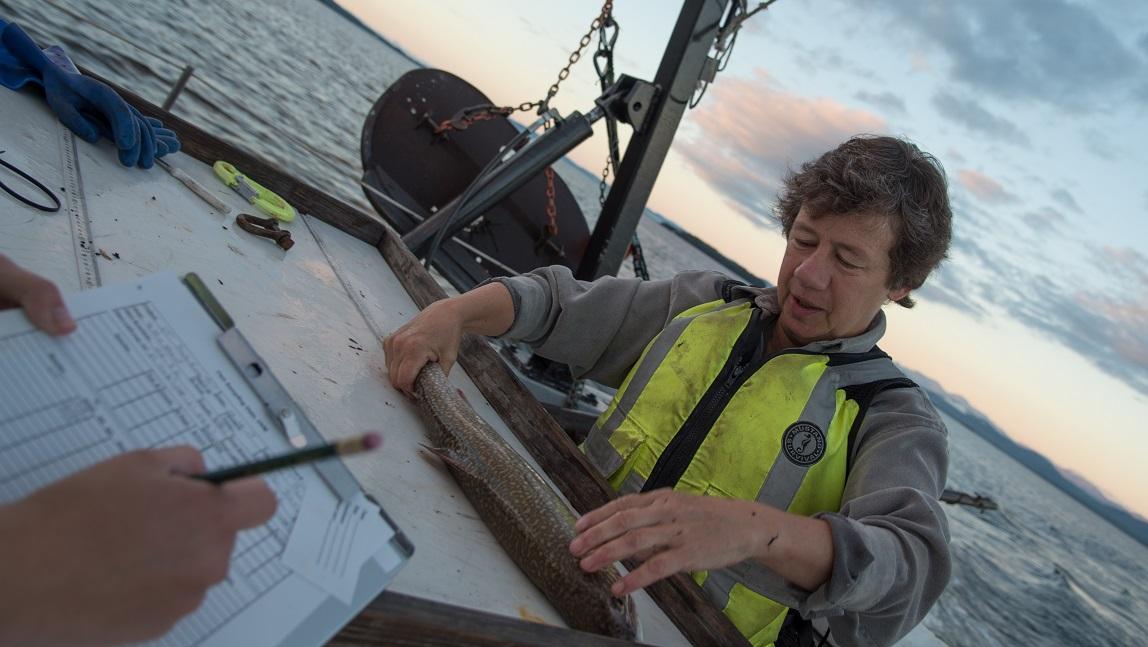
[491,266,733,386]
[570,390,950,644]
[0,447,276,646]
[384,266,733,394]
[808,389,951,644]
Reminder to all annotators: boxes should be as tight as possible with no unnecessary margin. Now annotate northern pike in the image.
[414,363,639,640]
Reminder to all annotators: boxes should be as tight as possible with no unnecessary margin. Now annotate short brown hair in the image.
[776,135,952,308]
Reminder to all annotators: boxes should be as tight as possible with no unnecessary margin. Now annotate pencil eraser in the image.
[363,432,383,450]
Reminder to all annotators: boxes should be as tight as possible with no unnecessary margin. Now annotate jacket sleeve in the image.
[489,265,730,388]
[800,387,952,646]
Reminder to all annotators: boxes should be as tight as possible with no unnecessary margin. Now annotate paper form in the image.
[0,273,398,646]
[282,488,396,604]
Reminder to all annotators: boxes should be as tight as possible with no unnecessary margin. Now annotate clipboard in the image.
[0,272,414,646]
[183,272,415,643]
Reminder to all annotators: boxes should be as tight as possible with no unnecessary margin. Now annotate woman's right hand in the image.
[383,298,466,397]
[383,282,516,397]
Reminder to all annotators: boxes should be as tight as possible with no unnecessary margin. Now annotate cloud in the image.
[877,0,1145,111]
[980,270,1148,395]
[957,169,1018,204]
[677,70,886,224]
[1078,126,1121,161]
[1021,207,1067,235]
[1063,289,1148,392]
[949,233,1002,270]
[932,92,1031,146]
[792,46,876,81]
[1050,188,1083,214]
[916,272,985,317]
[854,90,906,114]
[1094,245,1148,289]
[913,179,1148,394]
[915,286,971,315]
[668,41,1148,395]
[921,230,1148,396]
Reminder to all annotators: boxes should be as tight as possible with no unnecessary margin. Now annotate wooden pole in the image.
[160,65,194,111]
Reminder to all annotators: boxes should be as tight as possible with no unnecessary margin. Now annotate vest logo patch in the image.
[782,421,826,466]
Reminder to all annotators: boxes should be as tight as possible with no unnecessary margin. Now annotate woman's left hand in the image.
[569,488,775,596]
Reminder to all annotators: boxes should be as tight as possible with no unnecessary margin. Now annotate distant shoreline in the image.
[924,386,1148,548]
[649,213,771,287]
[322,0,425,67]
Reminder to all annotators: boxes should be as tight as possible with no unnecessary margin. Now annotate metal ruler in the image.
[58,128,100,289]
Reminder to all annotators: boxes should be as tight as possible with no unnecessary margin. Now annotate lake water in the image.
[3,0,1147,644]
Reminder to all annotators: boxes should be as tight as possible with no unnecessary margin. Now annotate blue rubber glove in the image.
[84,105,182,167]
[44,43,180,165]
[0,17,40,90]
[148,115,181,158]
[1,20,179,168]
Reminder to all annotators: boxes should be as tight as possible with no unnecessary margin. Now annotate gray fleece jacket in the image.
[492,266,951,647]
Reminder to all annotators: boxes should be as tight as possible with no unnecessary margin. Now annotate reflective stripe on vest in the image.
[580,299,908,646]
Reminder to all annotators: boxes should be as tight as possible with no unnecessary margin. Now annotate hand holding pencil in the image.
[195,432,383,484]
[0,446,276,645]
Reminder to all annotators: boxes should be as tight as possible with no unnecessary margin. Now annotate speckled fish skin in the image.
[414,363,638,640]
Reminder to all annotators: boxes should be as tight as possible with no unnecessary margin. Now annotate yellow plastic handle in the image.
[213,161,296,222]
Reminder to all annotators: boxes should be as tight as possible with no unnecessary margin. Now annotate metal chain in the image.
[584,6,648,280]
[433,101,543,135]
[544,166,558,238]
[598,157,612,207]
[433,1,623,267]
[437,0,616,133]
[541,0,614,113]
[594,12,620,208]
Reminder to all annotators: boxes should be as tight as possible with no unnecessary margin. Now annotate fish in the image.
[413,362,639,640]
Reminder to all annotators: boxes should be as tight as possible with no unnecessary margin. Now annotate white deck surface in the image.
[1,87,687,646]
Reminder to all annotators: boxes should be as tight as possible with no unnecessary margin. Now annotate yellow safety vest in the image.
[582,298,913,646]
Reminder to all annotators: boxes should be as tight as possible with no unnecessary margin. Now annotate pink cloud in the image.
[1075,291,1148,366]
[957,169,1018,203]
[677,70,887,220]
[1094,245,1148,294]
[1101,245,1148,272]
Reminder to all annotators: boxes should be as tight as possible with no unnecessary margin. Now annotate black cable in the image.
[423,126,535,269]
[0,153,61,213]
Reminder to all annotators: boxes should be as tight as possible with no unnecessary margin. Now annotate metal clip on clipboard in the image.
[181,273,412,530]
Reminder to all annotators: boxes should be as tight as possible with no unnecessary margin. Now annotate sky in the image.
[339,0,1148,518]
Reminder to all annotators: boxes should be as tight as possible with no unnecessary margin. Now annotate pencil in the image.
[195,432,383,484]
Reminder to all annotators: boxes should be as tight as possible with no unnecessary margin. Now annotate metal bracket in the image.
[594,74,658,133]
[699,56,719,84]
